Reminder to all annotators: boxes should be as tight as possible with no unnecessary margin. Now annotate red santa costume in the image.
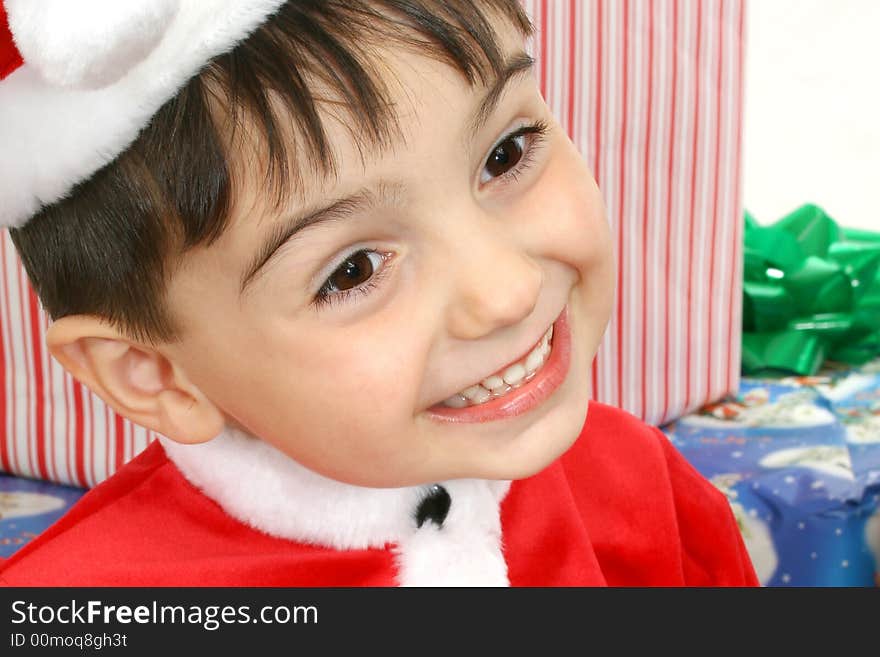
[0,2,757,586]
[1,401,757,586]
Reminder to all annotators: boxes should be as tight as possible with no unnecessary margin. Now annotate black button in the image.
[415,484,451,529]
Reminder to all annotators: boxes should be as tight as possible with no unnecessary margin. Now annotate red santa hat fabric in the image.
[0,3,22,79]
[0,0,286,229]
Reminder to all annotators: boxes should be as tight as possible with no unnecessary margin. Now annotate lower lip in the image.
[425,306,572,424]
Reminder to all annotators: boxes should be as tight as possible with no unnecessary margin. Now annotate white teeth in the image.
[461,385,485,401]
[525,348,543,373]
[481,375,506,390]
[442,394,469,408]
[502,363,526,386]
[440,322,556,409]
[466,386,492,404]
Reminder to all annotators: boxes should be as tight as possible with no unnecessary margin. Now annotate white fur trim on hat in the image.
[0,0,287,228]
[7,0,180,89]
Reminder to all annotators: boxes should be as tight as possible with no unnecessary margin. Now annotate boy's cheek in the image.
[527,138,615,339]
[207,328,419,428]
[528,139,612,276]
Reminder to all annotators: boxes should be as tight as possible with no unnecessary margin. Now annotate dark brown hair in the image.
[9,0,531,345]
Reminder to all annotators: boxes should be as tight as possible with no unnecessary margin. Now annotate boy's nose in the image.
[445,238,543,341]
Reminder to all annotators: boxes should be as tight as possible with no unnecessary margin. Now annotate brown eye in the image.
[484,134,525,179]
[326,250,382,293]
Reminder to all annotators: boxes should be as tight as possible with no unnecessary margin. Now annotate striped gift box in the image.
[0,0,745,488]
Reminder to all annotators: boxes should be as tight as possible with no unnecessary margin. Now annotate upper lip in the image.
[427,316,556,408]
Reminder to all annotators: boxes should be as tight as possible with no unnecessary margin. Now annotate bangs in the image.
[163,0,532,250]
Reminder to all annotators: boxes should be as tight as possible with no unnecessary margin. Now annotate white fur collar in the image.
[159,426,511,586]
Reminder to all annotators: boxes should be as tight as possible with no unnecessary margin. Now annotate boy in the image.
[0,0,758,585]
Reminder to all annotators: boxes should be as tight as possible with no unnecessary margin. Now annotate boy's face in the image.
[160,17,614,487]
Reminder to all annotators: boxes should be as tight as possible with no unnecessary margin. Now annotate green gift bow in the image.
[742,204,880,376]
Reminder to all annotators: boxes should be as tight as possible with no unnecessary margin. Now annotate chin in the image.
[493,452,567,481]
[480,407,587,481]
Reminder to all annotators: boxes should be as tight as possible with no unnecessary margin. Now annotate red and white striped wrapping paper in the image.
[0,0,745,488]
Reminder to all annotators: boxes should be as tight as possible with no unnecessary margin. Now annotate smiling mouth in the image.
[439,323,554,408]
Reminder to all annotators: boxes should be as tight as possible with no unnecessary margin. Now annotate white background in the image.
[744,0,879,231]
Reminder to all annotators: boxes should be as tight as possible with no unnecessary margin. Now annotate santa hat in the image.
[0,0,287,229]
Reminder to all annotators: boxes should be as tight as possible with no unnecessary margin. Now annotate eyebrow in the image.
[238,50,536,297]
[238,188,382,296]
[466,50,536,144]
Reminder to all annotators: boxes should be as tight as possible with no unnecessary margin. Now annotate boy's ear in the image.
[45,315,224,445]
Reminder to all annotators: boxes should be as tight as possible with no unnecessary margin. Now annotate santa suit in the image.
[0,402,758,586]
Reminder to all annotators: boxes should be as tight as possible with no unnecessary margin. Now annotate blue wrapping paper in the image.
[664,359,880,586]
[0,473,85,558]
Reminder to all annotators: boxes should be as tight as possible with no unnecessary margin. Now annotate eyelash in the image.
[482,119,549,188]
[312,119,549,310]
[313,249,394,310]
